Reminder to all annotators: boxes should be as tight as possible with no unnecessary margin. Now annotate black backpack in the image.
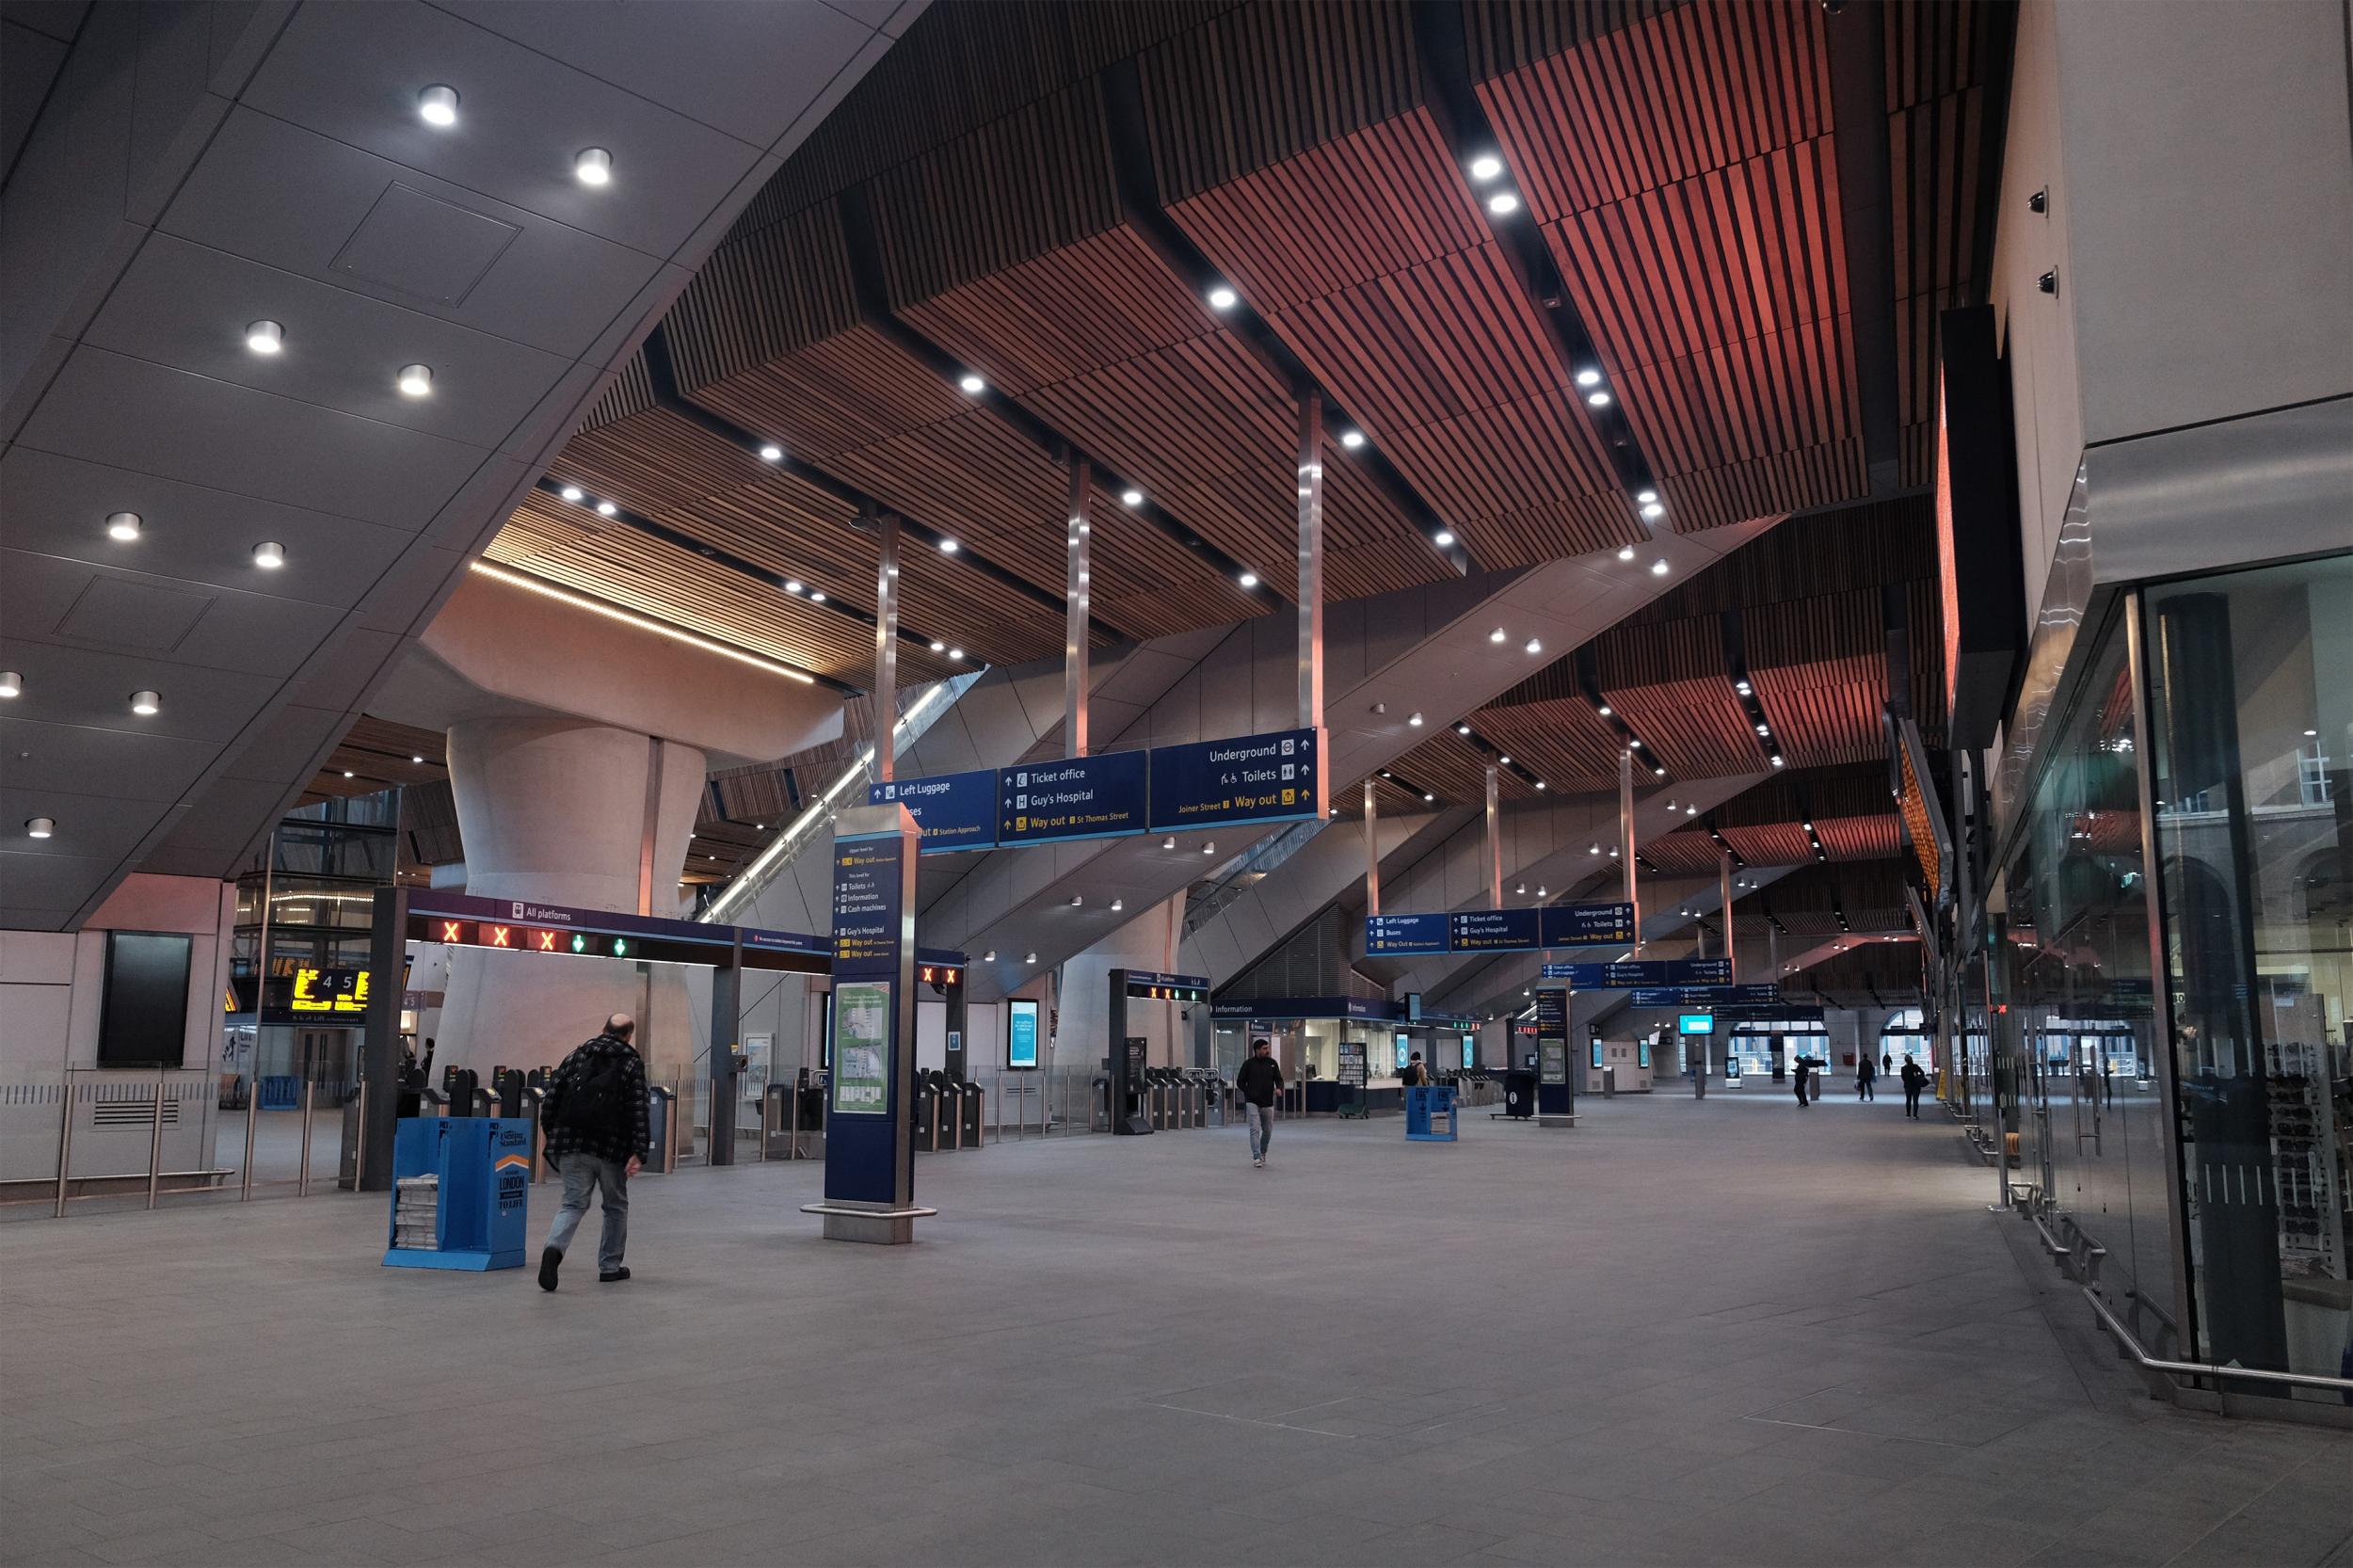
[552,1047,631,1136]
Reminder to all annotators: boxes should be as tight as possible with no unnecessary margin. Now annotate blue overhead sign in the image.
[1148,727,1323,832]
[997,750,1149,845]
[1540,901,1637,946]
[1541,957,1737,988]
[869,768,997,853]
[1449,908,1542,952]
[1365,913,1450,956]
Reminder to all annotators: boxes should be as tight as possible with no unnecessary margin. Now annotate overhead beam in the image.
[1824,0,1903,493]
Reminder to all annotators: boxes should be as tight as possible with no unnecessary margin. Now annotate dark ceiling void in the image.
[484,0,2005,681]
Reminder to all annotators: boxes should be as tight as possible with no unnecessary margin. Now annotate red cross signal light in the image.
[489,925,512,948]
[534,929,559,952]
[439,920,465,943]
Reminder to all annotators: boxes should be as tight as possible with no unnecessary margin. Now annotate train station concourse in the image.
[2,1,2349,1564]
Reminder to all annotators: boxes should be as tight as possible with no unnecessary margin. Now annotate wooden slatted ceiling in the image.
[304,715,449,805]
[905,224,1441,602]
[690,327,966,464]
[1721,822,1814,868]
[1463,697,1626,794]
[545,408,1069,665]
[487,494,954,686]
[1168,109,1635,566]
[1625,494,1932,620]
[1330,775,1433,822]
[1383,730,1538,808]
[1594,615,1760,777]
[1484,1,1865,534]
[1815,815,1904,861]
[1747,589,1888,768]
[667,203,863,392]
[574,354,655,435]
[1639,829,1728,875]
[1462,0,1682,83]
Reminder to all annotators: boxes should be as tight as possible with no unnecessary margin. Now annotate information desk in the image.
[383,1116,530,1271]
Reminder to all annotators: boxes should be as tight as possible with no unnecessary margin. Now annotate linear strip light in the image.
[468,561,816,685]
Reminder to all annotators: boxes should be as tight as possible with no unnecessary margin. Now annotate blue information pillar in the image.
[805,802,932,1243]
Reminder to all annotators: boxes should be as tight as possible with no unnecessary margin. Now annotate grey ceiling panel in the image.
[2,20,72,179]
[241,0,763,258]
[141,774,296,853]
[16,347,487,530]
[0,714,222,803]
[161,110,663,360]
[433,0,878,150]
[1,787,156,865]
[0,851,126,912]
[0,636,280,744]
[2,552,347,680]
[84,233,575,447]
[280,627,404,714]
[1,447,411,610]
[218,703,348,786]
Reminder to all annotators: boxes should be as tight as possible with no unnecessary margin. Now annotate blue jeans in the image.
[1245,1103,1274,1161]
[545,1153,629,1272]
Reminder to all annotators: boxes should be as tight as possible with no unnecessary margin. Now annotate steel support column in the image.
[1362,777,1380,915]
[1296,392,1324,731]
[1621,748,1640,952]
[1720,853,1738,983]
[1484,764,1502,910]
[873,514,900,783]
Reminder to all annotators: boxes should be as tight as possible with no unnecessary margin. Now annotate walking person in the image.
[1900,1054,1929,1119]
[1235,1037,1284,1170]
[1856,1051,1877,1102]
[537,1013,651,1290]
[1792,1055,1813,1108]
[1401,1051,1429,1088]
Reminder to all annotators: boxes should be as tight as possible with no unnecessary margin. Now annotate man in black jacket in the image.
[1234,1037,1284,1170]
[537,1014,652,1290]
[1899,1054,1930,1119]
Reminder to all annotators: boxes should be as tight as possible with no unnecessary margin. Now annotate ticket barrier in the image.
[951,1079,984,1147]
[646,1085,678,1173]
[762,1070,826,1160]
[914,1070,944,1152]
[1143,1068,1174,1130]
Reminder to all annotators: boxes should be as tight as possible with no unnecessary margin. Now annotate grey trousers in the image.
[545,1153,629,1272]
[1245,1102,1274,1161]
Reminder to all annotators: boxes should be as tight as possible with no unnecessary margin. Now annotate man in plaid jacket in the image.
[537,1014,651,1290]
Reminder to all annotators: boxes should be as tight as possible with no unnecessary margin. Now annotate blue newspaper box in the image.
[1404,1084,1457,1142]
[383,1116,530,1271]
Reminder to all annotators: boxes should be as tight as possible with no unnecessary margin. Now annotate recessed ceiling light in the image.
[574,147,613,186]
[1575,368,1602,389]
[937,537,959,554]
[1468,153,1504,182]
[1121,488,1143,506]
[1650,558,1669,575]
[0,671,20,698]
[1770,754,1786,768]
[930,640,946,652]
[1489,627,1507,643]
[1627,740,1641,749]
[1238,571,1258,589]
[1653,766,1666,777]
[1590,843,1600,855]
[105,511,142,541]
[1070,894,1084,907]
[2304,728,2319,737]
[1339,429,1366,449]
[1433,530,1454,547]
[1499,754,1512,765]
[252,541,286,569]
[128,691,160,715]
[26,817,55,840]
[1735,680,1753,696]
[411,755,424,764]
[1408,712,1424,727]
[759,444,783,462]
[1534,780,1546,791]
[809,591,825,602]
[1456,723,1472,735]
[1111,898,1124,912]
[1686,804,1698,816]
[1423,792,1435,803]
[784,579,803,594]
[948,647,963,660]
[596,501,617,517]
[1755,723,1770,735]
[343,771,355,779]
[560,485,584,503]
[1642,504,1672,527]
[417,85,459,127]
[1636,488,1658,505]
[1524,638,1542,655]
[396,363,433,397]
[1597,704,1611,716]
[1586,390,1611,408]
[958,373,985,394]
[1025,952,1038,964]
[1487,191,1520,216]
[245,320,283,355]
[1207,285,1238,311]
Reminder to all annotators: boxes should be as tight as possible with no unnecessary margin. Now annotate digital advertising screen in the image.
[1678,1013,1716,1035]
[1007,998,1041,1069]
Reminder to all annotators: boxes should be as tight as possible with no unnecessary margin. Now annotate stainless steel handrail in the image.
[2083,1285,2353,1394]
[53,1077,76,1219]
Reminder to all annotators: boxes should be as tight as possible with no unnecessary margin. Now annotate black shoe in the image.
[599,1267,631,1284]
[538,1248,562,1291]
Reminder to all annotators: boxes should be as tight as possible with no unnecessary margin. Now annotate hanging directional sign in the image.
[997,750,1149,845]
[1627,983,1781,1008]
[1147,727,1324,832]
[1539,901,1637,946]
[1364,913,1450,955]
[1541,957,1735,987]
[1449,907,1543,952]
[868,767,998,853]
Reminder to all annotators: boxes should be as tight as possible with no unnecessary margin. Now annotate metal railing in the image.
[2082,1286,2353,1396]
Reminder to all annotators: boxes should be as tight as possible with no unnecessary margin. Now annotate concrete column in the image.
[434,718,705,1091]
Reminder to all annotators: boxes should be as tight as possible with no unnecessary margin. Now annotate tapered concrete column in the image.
[434,719,706,1087]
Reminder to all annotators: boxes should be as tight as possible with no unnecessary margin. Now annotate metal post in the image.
[359,886,405,1192]
[1064,457,1091,759]
[350,1081,368,1195]
[240,1069,259,1200]
[1620,748,1640,952]
[873,512,900,784]
[710,936,741,1166]
[1721,852,1737,982]
[1484,764,1502,909]
[1296,390,1324,731]
[296,1041,315,1198]
[147,1067,168,1209]
[54,1074,77,1218]
[1362,778,1380,914]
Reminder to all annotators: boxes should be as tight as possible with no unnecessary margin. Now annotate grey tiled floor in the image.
[4,1095,2348,1567]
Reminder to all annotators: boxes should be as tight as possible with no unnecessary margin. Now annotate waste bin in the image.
[1502,1069,1536,1119]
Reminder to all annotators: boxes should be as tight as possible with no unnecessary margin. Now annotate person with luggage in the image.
[1235,1037,1285,1169]
[537,1013,651,1289]
[1401,1052,1429,1088]
[1900,1054,1930,1119]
